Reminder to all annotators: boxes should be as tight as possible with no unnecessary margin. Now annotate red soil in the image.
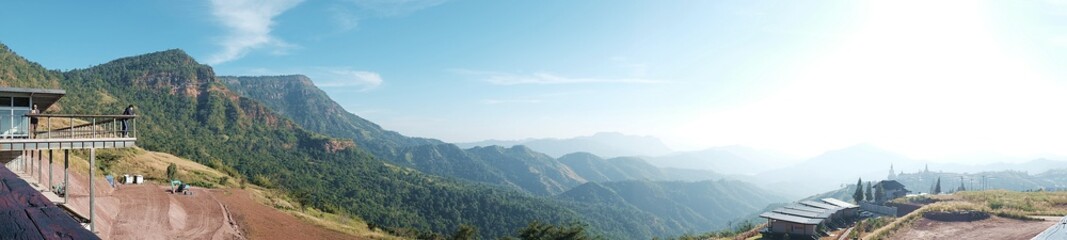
[889,215,1060,240]
[210,189,360,240]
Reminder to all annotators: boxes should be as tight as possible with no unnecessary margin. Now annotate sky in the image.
[2,0,1067,162]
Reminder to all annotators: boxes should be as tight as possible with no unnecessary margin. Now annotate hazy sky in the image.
[2,0,1066,160]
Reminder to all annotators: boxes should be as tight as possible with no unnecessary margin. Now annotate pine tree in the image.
[934,177,942,194]
[865,181,873,202]
[853,178,864,203]
[875,183,886,203]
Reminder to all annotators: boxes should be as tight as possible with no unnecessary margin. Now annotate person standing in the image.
[29,104,39,139]
[121,104,134,137]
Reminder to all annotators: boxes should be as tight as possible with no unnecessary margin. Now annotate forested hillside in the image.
[220,73,782,237]
[559,180,787,233]
[0,44,797,239]
[1,45,684,239]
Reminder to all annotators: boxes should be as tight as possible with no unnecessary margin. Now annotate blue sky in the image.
[3,0,1067,161]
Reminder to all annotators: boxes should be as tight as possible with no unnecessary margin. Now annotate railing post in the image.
[69,117,73,139]
[89,148,95,233]
[92,118,96,139]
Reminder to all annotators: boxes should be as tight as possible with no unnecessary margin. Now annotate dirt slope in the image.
[211,189,360,240]
[889,215,1060,240]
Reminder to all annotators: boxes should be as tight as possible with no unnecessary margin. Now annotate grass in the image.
[863,190,1067,240]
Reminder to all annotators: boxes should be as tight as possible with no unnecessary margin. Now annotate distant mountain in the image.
[558,180,788,233]
[465,145,586,195]
[223,75,583,195]
[648,145,797,175]
[752,144,922,198]
[457,132,673,158]
[219,74,777,238]
[558,152,722,182]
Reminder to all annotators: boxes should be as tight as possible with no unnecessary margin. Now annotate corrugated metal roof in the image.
[773,208,829,219]
[821,198,859,208]
[760,212,823,225]
[784,204,832,214]
[783,205,834,218]
[801,200,843,211]
[1032,215,1067,240]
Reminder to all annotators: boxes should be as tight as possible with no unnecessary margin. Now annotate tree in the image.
[865,181,873,202]
[934,177,942,194]
[853,178,864,203]
[517,221,597,240]
[451,224,478,240]
[874,183,886,203]
[166,163,178,181]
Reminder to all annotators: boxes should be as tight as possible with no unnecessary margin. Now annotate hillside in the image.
[1,45,611,238]
[217,74,772,238]
[558,152,722,182]
[558,180,787,233]
[222,75,582,196]
[458,132,674,158]
[648,145,796,175]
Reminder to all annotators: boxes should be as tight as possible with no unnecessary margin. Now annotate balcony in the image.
[0,114,137,151]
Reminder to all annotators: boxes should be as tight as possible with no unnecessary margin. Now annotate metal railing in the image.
[0,114,137,140]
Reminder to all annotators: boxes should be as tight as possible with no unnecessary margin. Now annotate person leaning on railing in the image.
[29,104,39,139]
[122,104,135,137]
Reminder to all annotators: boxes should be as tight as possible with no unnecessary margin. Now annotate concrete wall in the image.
[770,221,816,236]
[860,202,898,216]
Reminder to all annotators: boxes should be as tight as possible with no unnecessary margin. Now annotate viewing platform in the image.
[0,113,137,151]
[0,87,138,236]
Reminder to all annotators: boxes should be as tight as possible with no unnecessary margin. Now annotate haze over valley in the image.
[3,1,1067,239]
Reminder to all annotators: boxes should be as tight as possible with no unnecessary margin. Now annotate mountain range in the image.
[457,132,674,158]
[0,42,791,240]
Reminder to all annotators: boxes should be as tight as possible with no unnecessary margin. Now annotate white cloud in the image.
[206,0,304,65]
[453,69,663,85]
[316,69,383,91]
[481,99,543,105]
[330,0,447,31]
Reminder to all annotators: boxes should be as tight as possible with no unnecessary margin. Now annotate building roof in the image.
[821,198,859,209]
[800,200,843,211]
[0,87,66,111]
[784,204,834,214]
[773,208,831,219]
[0,166,97,239]
[760,212,823,225]
[876,180,908,191]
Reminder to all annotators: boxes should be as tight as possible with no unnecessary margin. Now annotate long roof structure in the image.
[759,212,823,225]
[821,198,859,209]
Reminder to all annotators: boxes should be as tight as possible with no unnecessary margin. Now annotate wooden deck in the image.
[0,166,97,239]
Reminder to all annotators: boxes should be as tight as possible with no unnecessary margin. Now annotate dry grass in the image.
[243,187,403,239]
[863,190,1067,240]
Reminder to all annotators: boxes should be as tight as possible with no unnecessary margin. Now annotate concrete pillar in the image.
[37,149,41,184]
[89,148,95,233]
[48,150,53,189]
[63,149,68,204]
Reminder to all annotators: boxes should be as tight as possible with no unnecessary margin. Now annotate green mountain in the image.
[218,73,786,237]
[559,180,787,233]
[222,75,586,195]
[466,145,586,195]
[2,45,680,239]
[559,152,722,182]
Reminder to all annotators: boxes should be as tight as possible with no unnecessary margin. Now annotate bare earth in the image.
[108,184,242,239]
[210,189,360,240]
[24,157,359,240]
[890,216,1060,240]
